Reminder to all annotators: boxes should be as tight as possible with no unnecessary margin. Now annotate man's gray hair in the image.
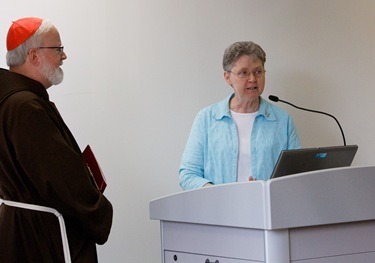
[6,19,54,67]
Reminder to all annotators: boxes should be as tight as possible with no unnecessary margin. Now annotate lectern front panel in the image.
[162,221,265,262]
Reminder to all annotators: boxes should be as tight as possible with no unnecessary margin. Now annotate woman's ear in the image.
[224,71,232,86]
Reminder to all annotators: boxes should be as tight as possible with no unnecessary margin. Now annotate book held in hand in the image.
[82,145,107,192]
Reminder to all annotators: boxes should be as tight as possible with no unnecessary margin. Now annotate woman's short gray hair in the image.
[222,41,266,71]
[6,19,54,67]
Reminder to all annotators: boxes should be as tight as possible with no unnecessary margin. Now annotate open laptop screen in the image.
[270,145,358,179]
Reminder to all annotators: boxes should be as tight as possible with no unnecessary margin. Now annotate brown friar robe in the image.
[0,68,113,263]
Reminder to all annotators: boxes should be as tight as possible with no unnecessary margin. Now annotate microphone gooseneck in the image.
[268,95,346,146]
[268,95,279,102]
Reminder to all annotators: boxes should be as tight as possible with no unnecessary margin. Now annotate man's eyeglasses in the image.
[38,46,64,55]
[228,68,266,79]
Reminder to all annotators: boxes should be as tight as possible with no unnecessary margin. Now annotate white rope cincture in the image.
[0,198,71,263]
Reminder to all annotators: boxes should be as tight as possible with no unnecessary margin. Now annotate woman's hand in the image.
[248,176,257,181]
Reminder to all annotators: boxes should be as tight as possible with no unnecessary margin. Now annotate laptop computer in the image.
[270,145,358,179]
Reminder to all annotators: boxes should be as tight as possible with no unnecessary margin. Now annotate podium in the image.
[150,166,375,263]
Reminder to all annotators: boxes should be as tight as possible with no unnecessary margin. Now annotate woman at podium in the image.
[179,41,301,190]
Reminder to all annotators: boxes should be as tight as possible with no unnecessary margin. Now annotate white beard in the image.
[39,57,64,86]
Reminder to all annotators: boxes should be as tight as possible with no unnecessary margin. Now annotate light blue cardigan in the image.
[179,94,301,190]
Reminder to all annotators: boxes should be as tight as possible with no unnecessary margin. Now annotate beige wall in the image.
[1,1,375,261]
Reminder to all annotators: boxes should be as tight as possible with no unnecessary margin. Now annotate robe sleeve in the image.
[10,101,113,244]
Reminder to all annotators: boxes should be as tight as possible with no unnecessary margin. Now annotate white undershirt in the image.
[231,110,257,182]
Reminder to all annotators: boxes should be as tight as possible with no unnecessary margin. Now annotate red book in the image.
[82,145,107,192]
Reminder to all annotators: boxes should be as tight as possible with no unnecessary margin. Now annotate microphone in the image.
[268,95,346,146]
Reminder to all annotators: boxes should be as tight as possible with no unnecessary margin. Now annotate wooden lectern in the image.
[150,166,375,263]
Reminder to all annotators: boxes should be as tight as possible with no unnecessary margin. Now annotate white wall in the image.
[1,0,375,262]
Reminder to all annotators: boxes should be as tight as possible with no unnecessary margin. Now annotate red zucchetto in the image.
[6,17,43,51]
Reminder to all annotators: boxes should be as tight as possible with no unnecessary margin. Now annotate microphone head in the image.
[268,95,279,102]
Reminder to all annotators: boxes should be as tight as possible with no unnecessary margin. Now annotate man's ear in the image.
[27,49,40,66]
